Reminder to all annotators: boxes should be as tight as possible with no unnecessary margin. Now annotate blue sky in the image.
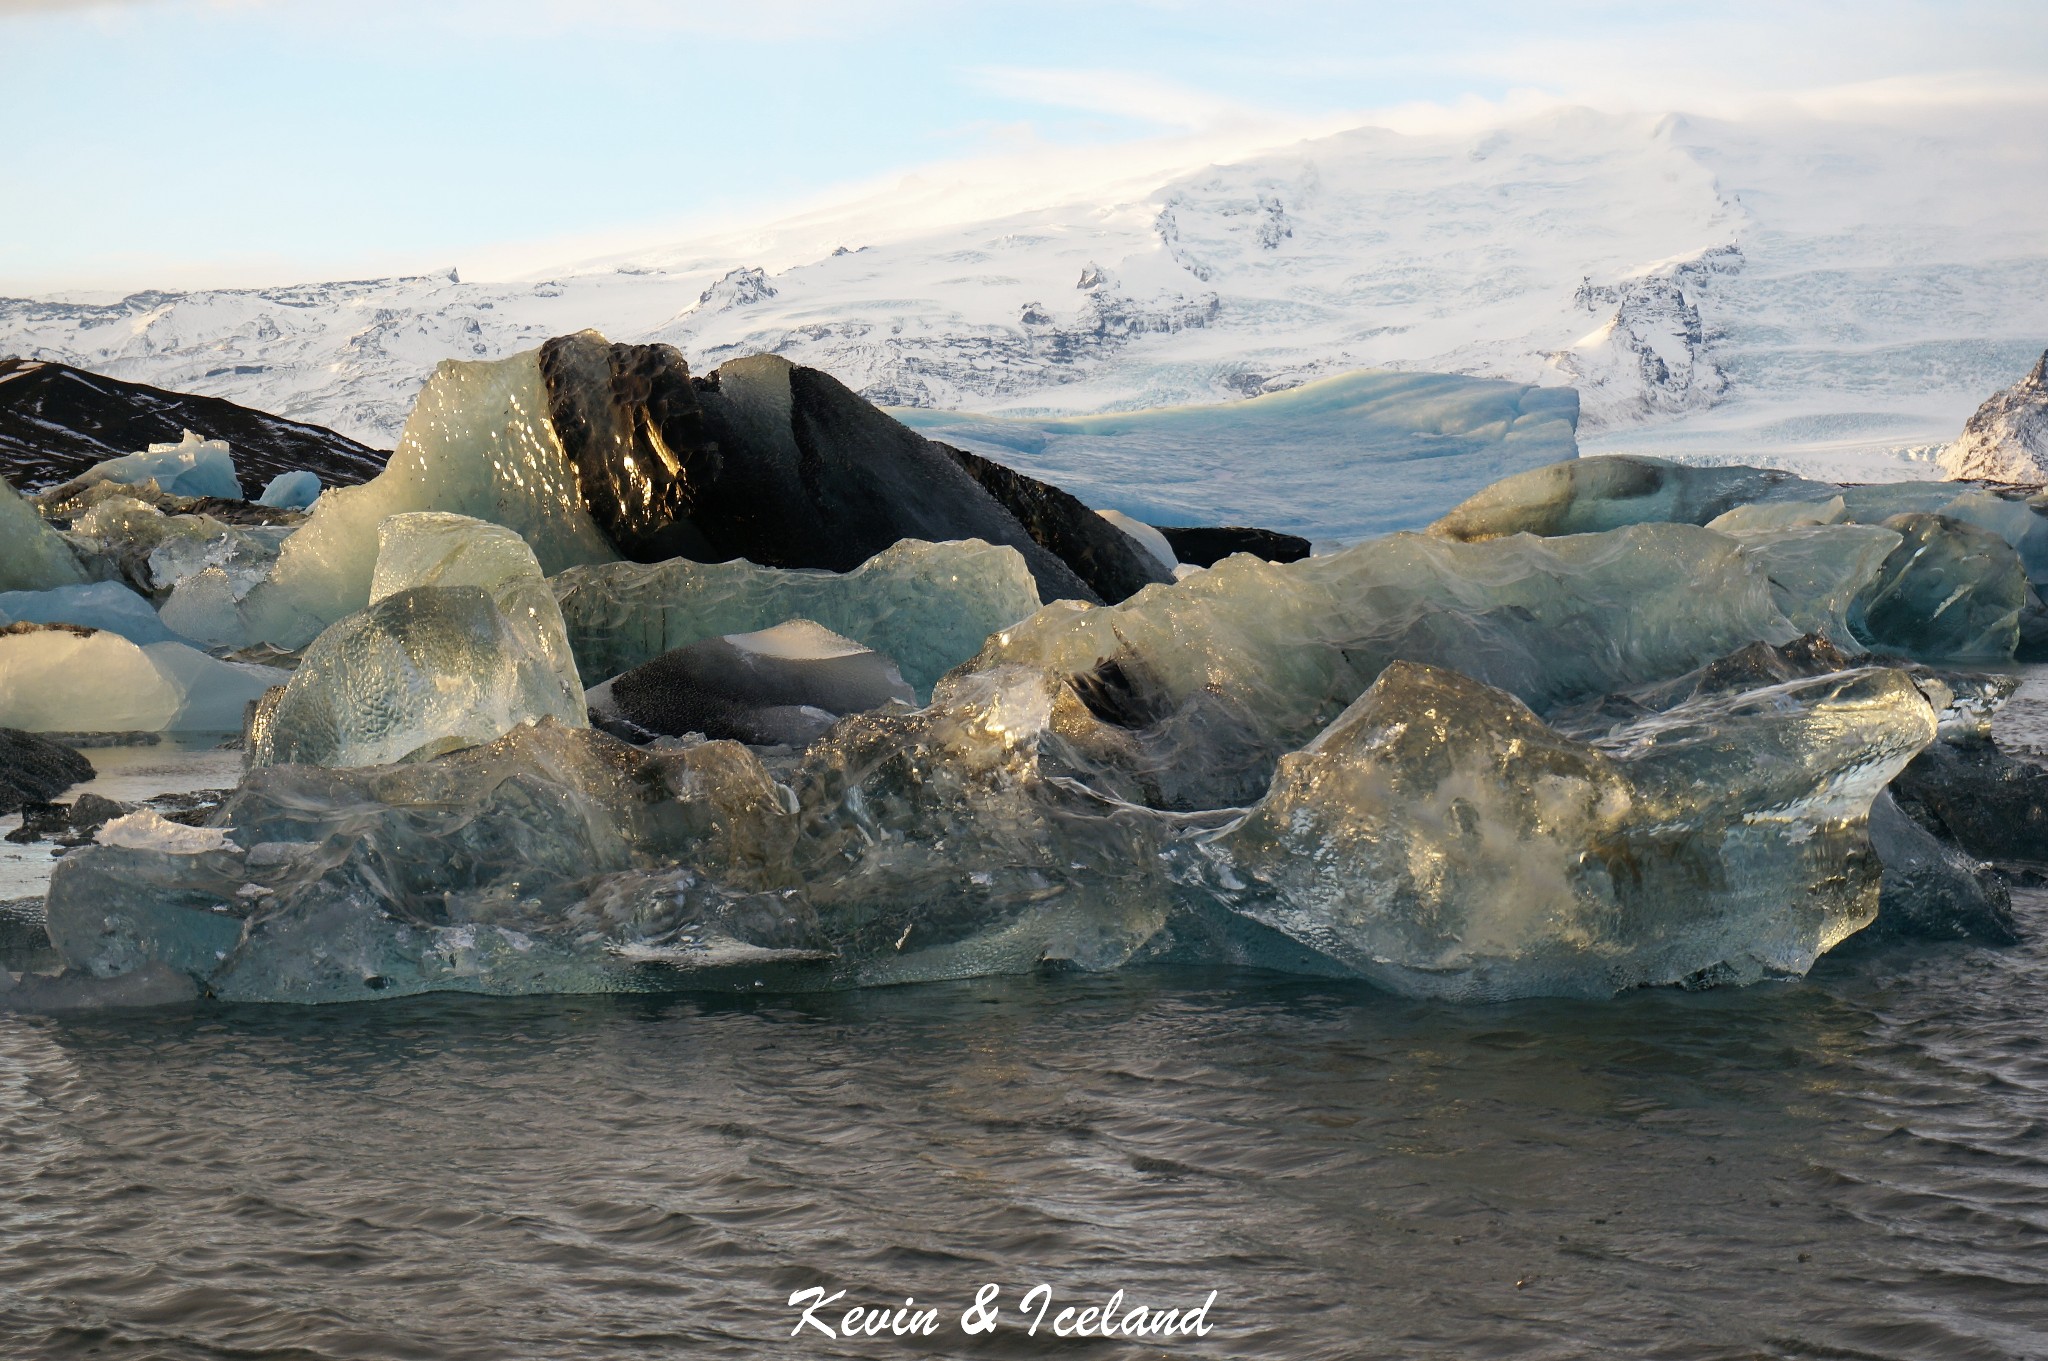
[2,0,2042,293]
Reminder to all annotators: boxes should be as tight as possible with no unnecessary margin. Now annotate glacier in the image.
[1,104,2039,498]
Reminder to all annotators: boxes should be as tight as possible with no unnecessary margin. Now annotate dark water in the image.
[4,901,2048,1360]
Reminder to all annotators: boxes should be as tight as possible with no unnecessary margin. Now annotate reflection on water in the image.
[2,897,2046,1359]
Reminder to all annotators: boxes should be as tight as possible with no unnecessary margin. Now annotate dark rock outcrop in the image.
[3,791,131,846]
[0,728,93,815]
[1153,525,1313,568]
[0,358,386,493]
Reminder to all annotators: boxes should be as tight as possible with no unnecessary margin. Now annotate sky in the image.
[1,0,2043,295]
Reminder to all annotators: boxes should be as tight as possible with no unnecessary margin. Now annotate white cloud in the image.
[971,65,1271,131]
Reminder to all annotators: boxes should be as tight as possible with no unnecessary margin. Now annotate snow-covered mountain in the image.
[2,103,2042,481]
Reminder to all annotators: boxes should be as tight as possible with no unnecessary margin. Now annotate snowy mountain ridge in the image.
[2,102,2043,479]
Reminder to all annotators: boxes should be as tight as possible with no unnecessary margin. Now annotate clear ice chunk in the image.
[1727,524,1901,653]
[1430,455,1835,541]
[69,496,288,598]
[1187,660,1936,999]
[1436,454,2048,589]
[0,474,90,593]
[368,511,583,703]
[48,721,812,999]
[248,582,587,770]
[553,537,1041,699]
[1096,509,1178,570]
[67,431,243,501]
[1850,513,2027,660]
[975,521,1797,808]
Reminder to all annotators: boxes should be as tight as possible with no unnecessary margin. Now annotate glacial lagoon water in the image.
[3,895,2047,1360]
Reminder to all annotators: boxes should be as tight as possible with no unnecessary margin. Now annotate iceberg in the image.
[43,513,1940,1005]
[539,335,1136,605]
[588,620,913,746]
[37,393,2032,1006]
[1182,661,1936,999]
[0,474,90,592]
[68,495,288,598]
[0,622,285,732]
[553,537,1041,699]
[1849,513,2027,660]
[1435,454,2048,588]
[1098,509,1177,570]
[203,350,618,650]
[256,470,322,510]
[0,580,188,646]
[59,431,243,501]
[247,583,586,770]
[971,521,1795,809]
[1726,524,1900,653]
[367,511,582,702]
[47,721,811,1000]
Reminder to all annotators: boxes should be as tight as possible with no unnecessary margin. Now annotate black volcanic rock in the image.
[1153,524,1313,567]
[0,728,93,816]
[0,357,386,493]
[940,444,1173,602]
[538,334,1112,603]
